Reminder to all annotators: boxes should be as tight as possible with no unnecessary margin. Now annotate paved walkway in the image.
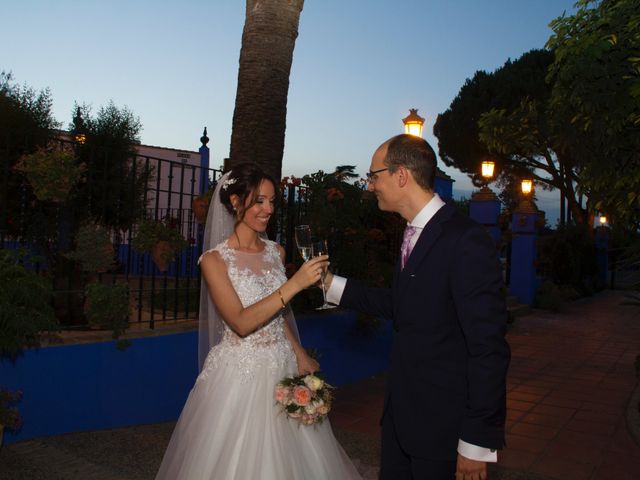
[1,290,639,480]
[330,290,640,480]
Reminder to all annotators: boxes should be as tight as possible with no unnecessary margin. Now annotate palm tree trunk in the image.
[229,0,305,182]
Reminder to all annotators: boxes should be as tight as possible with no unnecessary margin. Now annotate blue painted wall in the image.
[1,311,391,445]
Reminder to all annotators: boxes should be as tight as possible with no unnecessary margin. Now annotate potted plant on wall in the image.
[192,188,215,224]
[132,217,188,272]
[0,388,23,449]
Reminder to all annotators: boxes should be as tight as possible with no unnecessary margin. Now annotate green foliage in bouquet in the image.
[85,282,130,339]
[0,249,58,358]
[275,373,334,426]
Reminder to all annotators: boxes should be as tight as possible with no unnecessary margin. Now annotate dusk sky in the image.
[2,0,576,223]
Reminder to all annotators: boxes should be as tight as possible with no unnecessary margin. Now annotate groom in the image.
[326,134,510,480]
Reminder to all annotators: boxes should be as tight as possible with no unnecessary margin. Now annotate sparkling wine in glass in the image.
[294,225,312,261]
[311,239,336,310]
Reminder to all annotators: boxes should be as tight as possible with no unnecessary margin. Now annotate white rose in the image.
[305,404,317,415]
[303,375,324,391]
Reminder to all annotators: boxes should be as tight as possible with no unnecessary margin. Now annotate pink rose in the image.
[274,384,290,404]
[316,403,330,415]
[301,413,316,425]
[292,385,312,406]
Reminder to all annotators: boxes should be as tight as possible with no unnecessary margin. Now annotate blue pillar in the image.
[595,226,609,287]
[198,127,210,195]
[510,200,538,305]
[469,186,501,245]
[435,169,454,201]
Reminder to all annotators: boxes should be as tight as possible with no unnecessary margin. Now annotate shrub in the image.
[85,283,130,339]
[534,281,563,311]
[0,250,58,358]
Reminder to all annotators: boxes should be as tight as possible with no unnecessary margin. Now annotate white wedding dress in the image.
[156,239,361,480]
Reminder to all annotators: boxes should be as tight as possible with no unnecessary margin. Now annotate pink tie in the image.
[400,225,417,269]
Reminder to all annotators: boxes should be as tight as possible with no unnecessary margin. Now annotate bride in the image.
[155,163,361,479]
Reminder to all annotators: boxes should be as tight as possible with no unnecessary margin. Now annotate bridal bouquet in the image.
[274,373,333,426]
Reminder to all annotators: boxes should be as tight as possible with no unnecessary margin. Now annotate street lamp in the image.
[521,179,533,195]
[481,160,495,181]
[402,109,425,138]
[599,214,608,226]
[472,159,498,201]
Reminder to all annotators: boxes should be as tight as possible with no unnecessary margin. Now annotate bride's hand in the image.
[291,255,329,290]
[297,352,320,375]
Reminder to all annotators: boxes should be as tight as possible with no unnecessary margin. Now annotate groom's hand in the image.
[456,454,487,480]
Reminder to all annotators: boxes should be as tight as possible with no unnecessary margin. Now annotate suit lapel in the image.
[398,203,456,283]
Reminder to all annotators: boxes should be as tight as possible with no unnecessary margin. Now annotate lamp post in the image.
[510,177,539,305]
[470,159,501,245]
[72,106,87,145]
[402,109,425,138]
[595,213,609,287]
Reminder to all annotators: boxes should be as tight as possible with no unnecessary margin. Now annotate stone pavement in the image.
[330,290,640,480]
[1,290,639,479]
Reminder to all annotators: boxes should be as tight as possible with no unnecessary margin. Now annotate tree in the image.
[0,71,58,238]
[546,0,640,229]
[70,102,145,230]
[228,0,305,181]
[433,50,590,225]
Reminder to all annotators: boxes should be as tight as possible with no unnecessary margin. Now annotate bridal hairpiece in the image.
[221,176,237,190]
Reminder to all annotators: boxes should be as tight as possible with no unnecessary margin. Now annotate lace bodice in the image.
[197,239,294,382]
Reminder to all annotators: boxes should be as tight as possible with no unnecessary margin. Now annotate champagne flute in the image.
[294,225,312,261]
[311,239,336,310]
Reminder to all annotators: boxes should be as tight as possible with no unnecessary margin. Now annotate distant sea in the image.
[453,188,561,228]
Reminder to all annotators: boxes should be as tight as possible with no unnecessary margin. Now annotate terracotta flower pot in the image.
[151,240,175,272]
[192,198,209,224]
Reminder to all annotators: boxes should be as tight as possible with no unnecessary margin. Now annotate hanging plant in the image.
[132,217,188,272]
[14,146,86,203]
[65,221,116,273]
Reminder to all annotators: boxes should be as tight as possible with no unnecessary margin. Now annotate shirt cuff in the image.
[326,275,346,305]
[457,439,497,462]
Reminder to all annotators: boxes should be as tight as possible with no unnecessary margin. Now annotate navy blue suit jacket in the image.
[341,202,510,460]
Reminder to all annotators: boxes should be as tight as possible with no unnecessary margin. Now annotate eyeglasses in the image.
[365,167,389,183]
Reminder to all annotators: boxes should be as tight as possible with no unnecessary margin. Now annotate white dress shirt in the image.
[326,193,497,463]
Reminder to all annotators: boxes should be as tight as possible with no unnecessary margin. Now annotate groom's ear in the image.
[397,166,409,188]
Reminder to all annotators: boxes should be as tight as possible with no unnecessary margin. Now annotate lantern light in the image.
[481,160,495,180]
[521,179,533,195]
[599,215,607,226]
[402,109,425,138]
